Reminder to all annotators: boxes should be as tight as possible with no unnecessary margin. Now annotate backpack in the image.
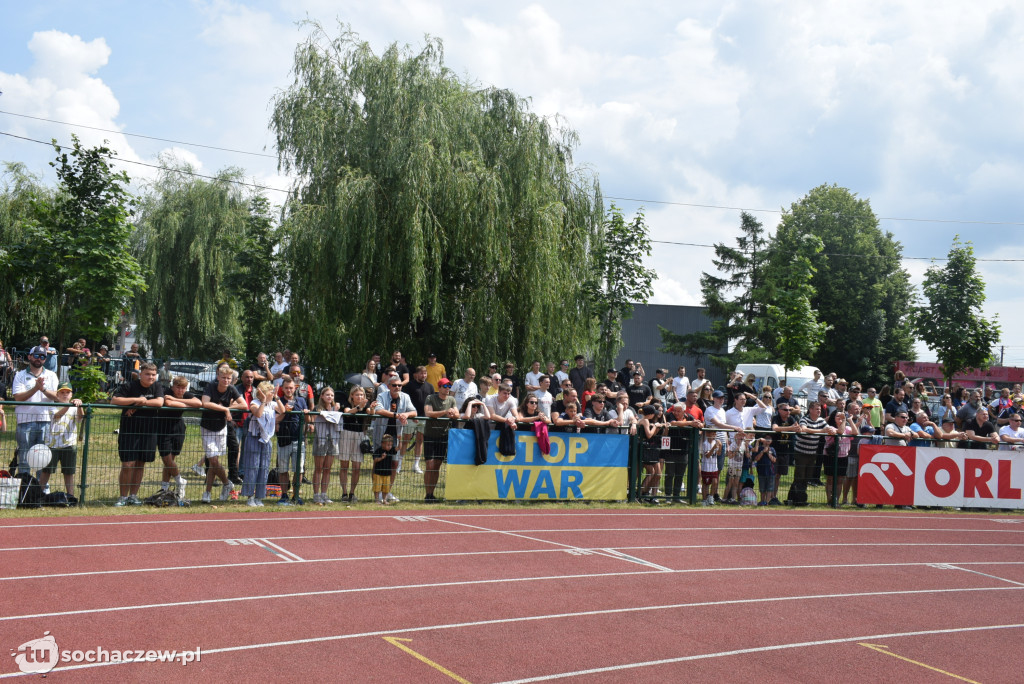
[41,491,74,507]
[15,472,43,509]
[142,489,189,507]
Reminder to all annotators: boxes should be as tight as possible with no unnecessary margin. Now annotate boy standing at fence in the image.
[111,362,165,506]
[722,431,746,504]
[373,433,398,505]
[159,376,201,500]
[700,433,721,506]
[40,383,83,498]
[750,436,777,506]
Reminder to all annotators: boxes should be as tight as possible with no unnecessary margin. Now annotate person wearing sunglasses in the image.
[517,393,549,427]
[11,345,61,473]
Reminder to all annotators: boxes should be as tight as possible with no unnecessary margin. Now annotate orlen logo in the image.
[859,449,916,505]
[11,632,58,674]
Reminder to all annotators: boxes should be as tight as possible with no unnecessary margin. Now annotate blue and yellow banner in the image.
[445,429,629,500]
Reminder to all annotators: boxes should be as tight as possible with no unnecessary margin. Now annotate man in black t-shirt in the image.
[111,362,165,506]
[389,350,410,387]
[502,362,523,400]
[626,372,653,410]
[770,405,800,504]
[403,365,435,474]
[601,369,623,395]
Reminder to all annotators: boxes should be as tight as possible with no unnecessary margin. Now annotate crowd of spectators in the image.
[4,341,1023,509]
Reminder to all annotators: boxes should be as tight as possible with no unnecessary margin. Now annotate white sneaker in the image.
[255,498,265,507]
[192,464,206,477]
[201,491,212,503]
[321,496,333,505]
[312,493,321,504]
[176,476,187,496]
[385,492,399,503]
[247,496,259,507]
[220,482,234,501]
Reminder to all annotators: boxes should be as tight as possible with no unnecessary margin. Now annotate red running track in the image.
[1,508,1023,682]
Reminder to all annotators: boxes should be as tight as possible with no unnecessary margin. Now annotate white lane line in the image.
[2,564,1022,623]
[259,538,304,562]
[943,564,1024,587]
[492,623,1024,683]
[1,510,1018,528]
[6,524,1015,557]
[3,540,1023,582]
[430,518,585,551]
[0,530,490,552]
[3,595,1022,679]
[432,517,680,573]
[596,548,673,572]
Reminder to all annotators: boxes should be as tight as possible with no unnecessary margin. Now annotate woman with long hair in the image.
[517,393,549,427]
[312,387,341,504]
[339,385,371,503]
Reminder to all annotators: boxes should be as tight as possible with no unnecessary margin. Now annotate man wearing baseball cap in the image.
[423,378,458,502]
[11,346,60,474]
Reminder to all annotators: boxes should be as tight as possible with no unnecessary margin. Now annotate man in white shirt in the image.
[671,366,690,403]
[270,351,289,388]
[798,369,826,399]
[484,383,519,427]
[533,375,554,418]
[451,368,478,411]
[524,361,543,393]
[554,360,570,387]
[999,414,1024,450]
[12,345,60,474]
[725,391,769,432]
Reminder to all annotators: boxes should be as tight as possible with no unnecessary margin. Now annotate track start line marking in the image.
[859,643,980,683]
[383,637,471,683]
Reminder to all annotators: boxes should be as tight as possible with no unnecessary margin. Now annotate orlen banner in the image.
[858,445,1023,508]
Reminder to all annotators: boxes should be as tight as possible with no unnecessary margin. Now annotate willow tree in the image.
[0,163,55,345]
[134,165,256,359]
[271,23,604,377]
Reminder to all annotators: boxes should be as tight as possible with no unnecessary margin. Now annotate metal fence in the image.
[1,399,996,508]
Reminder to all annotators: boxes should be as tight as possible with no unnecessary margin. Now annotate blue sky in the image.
[2,1,1021,366]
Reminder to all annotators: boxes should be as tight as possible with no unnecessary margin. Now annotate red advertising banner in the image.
[858,445,1024,509]
[895,361,1024,386]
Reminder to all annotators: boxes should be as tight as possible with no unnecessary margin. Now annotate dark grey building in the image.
[614,304,726,390]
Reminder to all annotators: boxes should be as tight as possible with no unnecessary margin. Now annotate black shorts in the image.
[44,446,77,475]
[823,457,849,477]
[775,451,791,476]
[158,426,186,457]
[641,447,663,464]
[423,436,447,462]
[119,431,158,463]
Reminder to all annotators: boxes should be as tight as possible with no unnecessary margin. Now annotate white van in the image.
[733,363,822,400]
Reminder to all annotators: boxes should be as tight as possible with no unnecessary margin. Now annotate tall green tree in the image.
[765,226,829,378]
[271,23,603,379]
[659,211,771,370]
[916,237,1000,387]
[0,163,55,346]
[590,205,656,372]
[771,184,916,384]
[15,137,144,350]
[134,165,264,360]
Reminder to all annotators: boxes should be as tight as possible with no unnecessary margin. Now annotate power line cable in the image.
[606,196,1024,227]
[649,239,1024,263]
[3,108,1022,229]
[0,109,279,159]
[4,128,1023,263]
[0,131,291,195]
